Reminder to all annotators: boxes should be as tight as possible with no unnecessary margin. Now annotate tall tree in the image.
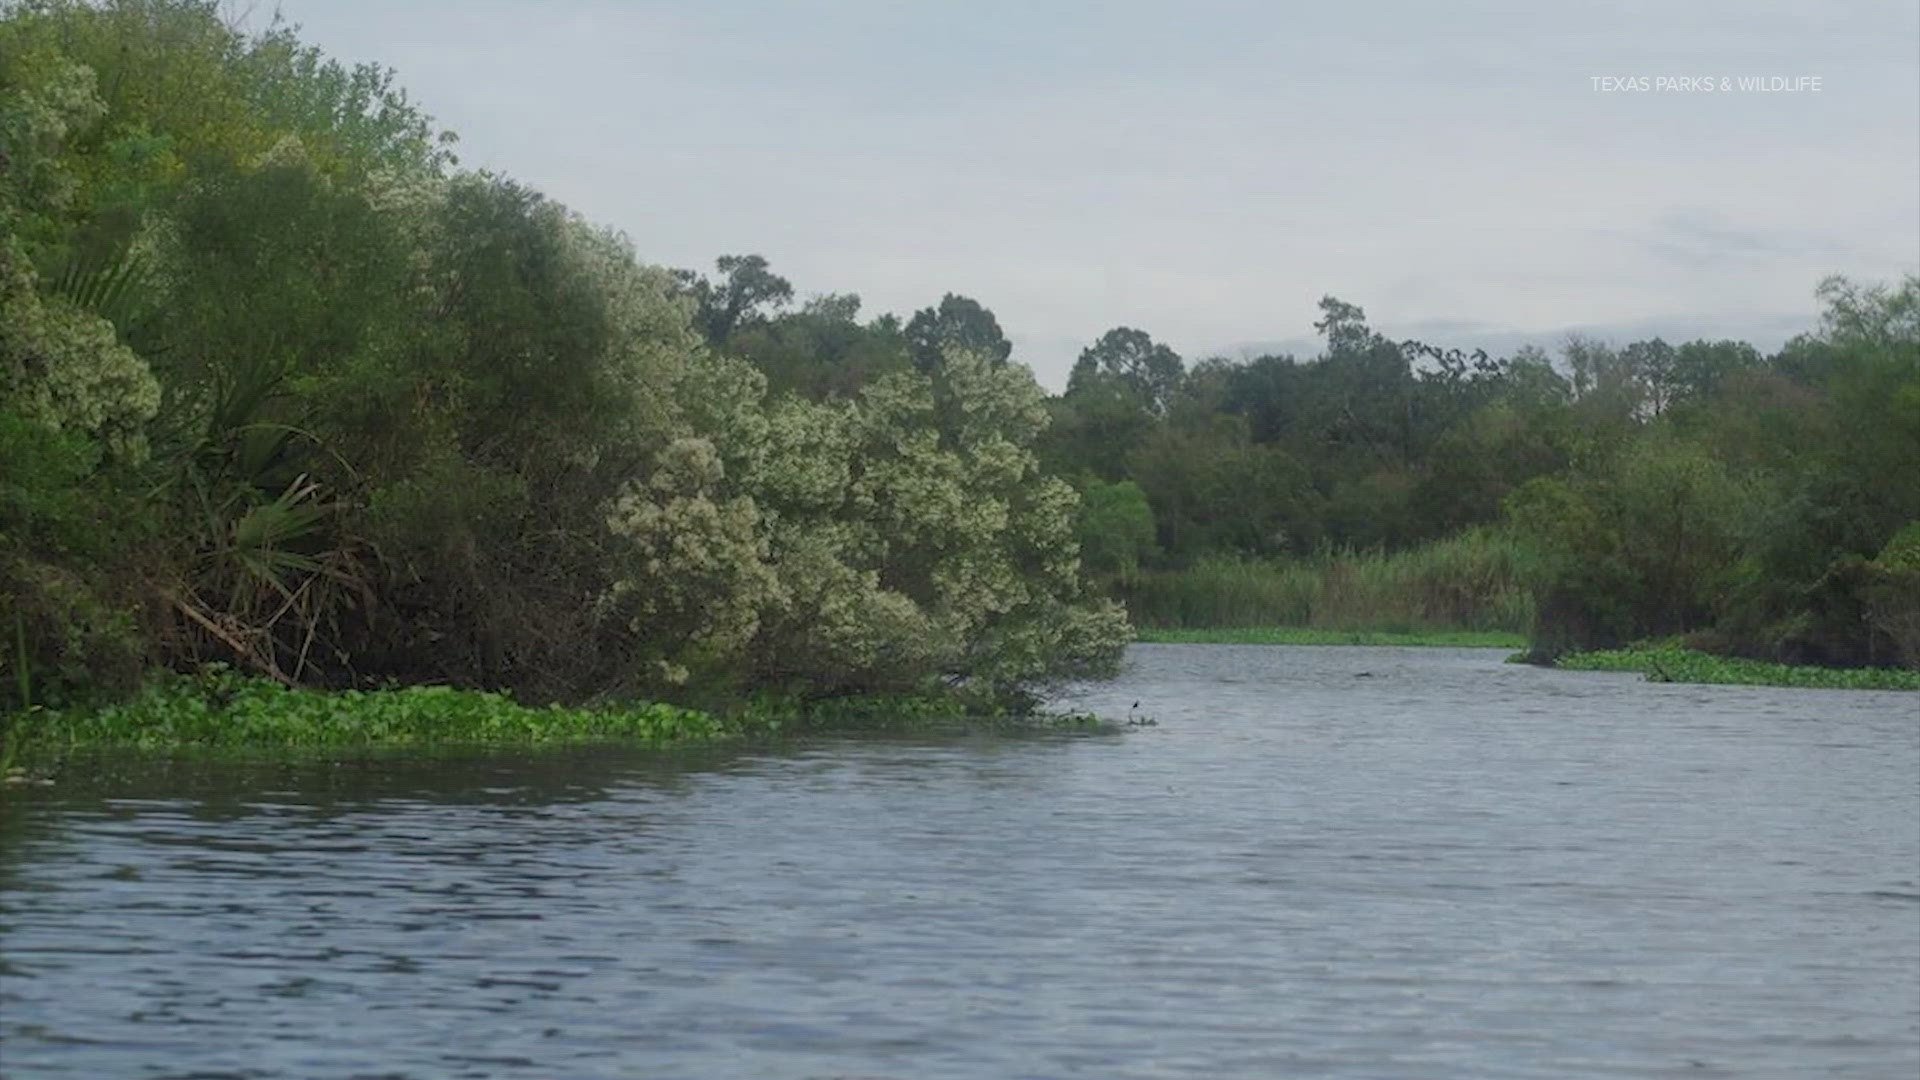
[1067,326,1184,416]
[1313,295,1372,355]
[904,293,1011,373]
[727,293,912,400]
[673,253,793,347]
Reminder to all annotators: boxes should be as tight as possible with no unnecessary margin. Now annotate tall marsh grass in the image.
[1122,530,1535,633]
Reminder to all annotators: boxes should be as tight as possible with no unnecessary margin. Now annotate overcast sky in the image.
[264,0,1918,389]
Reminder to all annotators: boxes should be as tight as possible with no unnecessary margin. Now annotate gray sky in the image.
[266,0,1918,388]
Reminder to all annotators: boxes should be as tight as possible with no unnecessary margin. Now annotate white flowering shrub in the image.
[0,237,159,458]
[601,437,776,684]
[0,52,158,457]
[591,341,1129,696]
[0,54,105,218]
[733,348,1128,692]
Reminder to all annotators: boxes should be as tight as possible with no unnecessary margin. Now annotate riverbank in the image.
[1548,646,1920,691]
[0,668,1108,771]
[1137,627,1526,648]
[1127,632,1916,688]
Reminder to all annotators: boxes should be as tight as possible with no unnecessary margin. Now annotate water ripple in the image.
[2,645,1916,1078]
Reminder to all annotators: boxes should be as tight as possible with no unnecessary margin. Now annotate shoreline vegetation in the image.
[3,3,1914,761]
[1545,646,1920,691]
[1137,628,1526,648]
[1132,626,1917,688]
[3,667,1108,771]
[1,0,1133,760]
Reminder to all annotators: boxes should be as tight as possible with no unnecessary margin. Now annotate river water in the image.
[2,644,1916,1079]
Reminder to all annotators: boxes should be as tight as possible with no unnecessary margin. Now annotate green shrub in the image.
[1077,478,1158,583]
[1863,523,1920,668]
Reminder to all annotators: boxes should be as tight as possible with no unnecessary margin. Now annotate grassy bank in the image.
[1121,530,1534,635]
[1550,647,1920,691]
[1138,627,1525,648]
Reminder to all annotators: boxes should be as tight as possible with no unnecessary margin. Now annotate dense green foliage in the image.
[1,1,1912,753]
[0,0,1127,735]
[1040,283,1917,670]
[7,667,1111,761]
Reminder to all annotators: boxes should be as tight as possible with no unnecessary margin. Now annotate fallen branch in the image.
[165,591,298,688]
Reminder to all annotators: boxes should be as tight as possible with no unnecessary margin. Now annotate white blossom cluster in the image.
[0,59,159,459]
[598,340,1129,692]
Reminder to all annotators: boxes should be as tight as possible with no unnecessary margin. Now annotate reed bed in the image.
[1122,531,1534,634]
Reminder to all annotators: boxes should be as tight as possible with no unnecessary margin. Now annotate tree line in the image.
[1044,286,1918,667]
[648,240,1919,669]
[3,0,1913,726]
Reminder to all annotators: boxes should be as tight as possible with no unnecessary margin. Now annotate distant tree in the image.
[728,292,912,401]
[1169,356,1238,427]
[1066,326,1184,416]
[1313,295,1373,355]
[1316,339,1417,471]
[1219,353,1305,445]
[1560,335,1644,458]
[1412,401,1572,538]
[1811,273,1920,349]
[673,254,793,346]
[1564,335,1690,420]
[1668,340,1762,407]
[804,292,862,323]
[904,293,1012,373]
[1039,377,1157,482]
[1324,468,1419,550]
[1129,425,1320,558]
[1619,338,1677,417]
[1500,345,1574,409]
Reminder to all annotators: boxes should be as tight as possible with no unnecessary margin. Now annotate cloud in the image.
[265,1,1919,390]
[1638,209,1855,270]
